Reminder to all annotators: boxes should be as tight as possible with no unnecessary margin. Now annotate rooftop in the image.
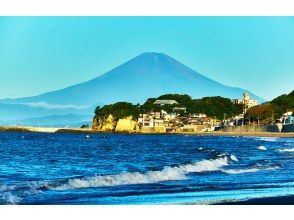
[153,100,178,105]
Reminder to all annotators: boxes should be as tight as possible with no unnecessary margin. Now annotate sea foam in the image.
[48,156,231,191]
[222,165,279,174]
[0,192,22,205]
[258,137,278,142]
[278,148,294,152]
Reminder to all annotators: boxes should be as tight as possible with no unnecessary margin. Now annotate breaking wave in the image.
[258,146,267,151]
[222,165,280,174]
[278,148,294,152]
[47,156,232,191]
[258,137,278,142]
[0,192,22,205]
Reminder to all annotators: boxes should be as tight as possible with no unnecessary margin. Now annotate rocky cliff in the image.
[115,116,140,132]
[92,115,139,132]
[92,114,116,132]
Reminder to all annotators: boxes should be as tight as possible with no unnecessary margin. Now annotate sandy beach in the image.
[1,125,294,137]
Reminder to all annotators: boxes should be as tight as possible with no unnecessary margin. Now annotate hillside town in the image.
[134,92,293,133]
[137,101,217,133]
[88,90,294,133]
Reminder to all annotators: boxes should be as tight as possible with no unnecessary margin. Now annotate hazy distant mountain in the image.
[1,52,265,106]
[0,102,94,121]
[0,52,265,124]
[0,114,92,128]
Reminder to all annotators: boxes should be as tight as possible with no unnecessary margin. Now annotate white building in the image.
[232,92,259,113]
[153,99,178,106]
[138,111,168,128]
[192,113,207,118]
[138,117,154,127]
[279,111,293,124]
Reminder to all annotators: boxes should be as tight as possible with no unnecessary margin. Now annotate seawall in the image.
[222,124,294,133]
[282,124,294,132]
[222,125,280,133]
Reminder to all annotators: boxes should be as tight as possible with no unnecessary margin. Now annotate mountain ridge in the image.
[1,52,265,106]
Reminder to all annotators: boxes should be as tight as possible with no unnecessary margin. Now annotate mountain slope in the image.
[0,114,92,127]
[1,52,265,106]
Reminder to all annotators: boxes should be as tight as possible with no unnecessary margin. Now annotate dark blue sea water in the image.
[0,132,293,205]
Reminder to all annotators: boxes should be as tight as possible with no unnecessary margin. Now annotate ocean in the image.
[0,132,293,205]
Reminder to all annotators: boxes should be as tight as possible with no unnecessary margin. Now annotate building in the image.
[138,115,154,127]
[172,107,186,112]
[285,116,294,124]
[191,113,207,118]
[138,111,168,128]
[279,112,294,124]
[160,110,177,121]
[153,99,178,106]
[232,92,259,113]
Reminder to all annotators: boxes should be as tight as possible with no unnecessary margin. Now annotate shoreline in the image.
[215,195,294,205]
[0,125,294,137]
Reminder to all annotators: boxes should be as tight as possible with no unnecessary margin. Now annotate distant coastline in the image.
[1,125,294,137]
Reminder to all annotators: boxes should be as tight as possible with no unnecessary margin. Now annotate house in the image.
[161,110,177,121]
[279,112,294,124]
[138,114,154,127]
[138,112,166,133]
[138,111,166,128]
[285,116,294,124]
[180,114,212,125]
[154,119,164,127]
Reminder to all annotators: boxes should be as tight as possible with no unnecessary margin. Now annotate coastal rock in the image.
[115,116,139,132]
[92,114,116,131]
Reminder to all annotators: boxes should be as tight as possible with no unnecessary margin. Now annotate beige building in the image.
[233,92,259,113]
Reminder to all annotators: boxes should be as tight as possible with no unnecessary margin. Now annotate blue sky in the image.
[0,16,293,100]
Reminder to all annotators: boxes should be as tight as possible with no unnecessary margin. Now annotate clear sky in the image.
[0,16,293,100]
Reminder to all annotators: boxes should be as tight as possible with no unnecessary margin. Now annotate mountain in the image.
[0,52,265,124]
[0,114,92,128]
[1,52,265,106]
[0,102,94,121]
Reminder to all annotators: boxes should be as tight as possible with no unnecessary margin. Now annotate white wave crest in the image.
[258,146,267,151]
[0,184,16,191]
[258,137,278,142]
[222,168,259,174]
[278,148,294,152]
[230,155,238,162]
[49,157,230,191]
[0,192,22,204]
[222,166,279,174]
